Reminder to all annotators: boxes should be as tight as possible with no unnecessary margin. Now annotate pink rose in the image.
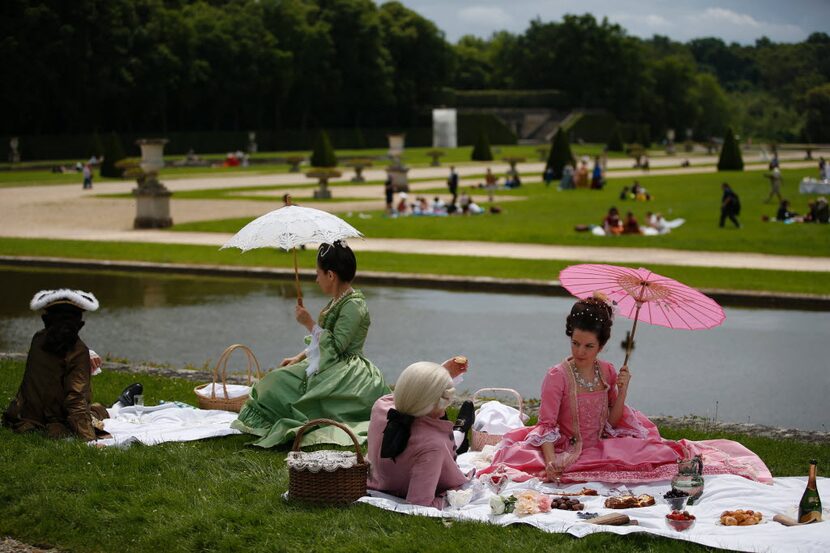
[537,494,553,513]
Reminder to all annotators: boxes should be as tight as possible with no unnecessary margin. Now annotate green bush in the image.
[717,127,744,171]
[606,124,625,152]
[471,129,493,161]
[310,130,337,168]
[100,132,126,178]
[458,113,517,145]
[545,128,575,179]
[804,83,830,142]
[565,111,616,142]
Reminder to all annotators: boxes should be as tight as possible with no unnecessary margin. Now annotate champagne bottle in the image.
[798,460,822,523]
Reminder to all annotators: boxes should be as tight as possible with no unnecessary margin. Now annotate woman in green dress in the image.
[232,241,390,447]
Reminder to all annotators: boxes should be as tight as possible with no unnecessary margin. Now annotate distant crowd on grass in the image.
[384,166,510,218]
[576,206,685,237]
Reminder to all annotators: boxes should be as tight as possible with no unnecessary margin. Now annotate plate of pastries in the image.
[604,494,655,509]
[719,509,765,526]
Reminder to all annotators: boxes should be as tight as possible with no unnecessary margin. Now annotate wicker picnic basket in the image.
[470,387,524,451]
[193,344,263,412]
[286,418,369,505]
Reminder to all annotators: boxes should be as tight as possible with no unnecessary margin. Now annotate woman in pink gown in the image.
[482,296,772,484]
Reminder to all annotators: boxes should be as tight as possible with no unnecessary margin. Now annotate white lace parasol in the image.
[221,205,363,252]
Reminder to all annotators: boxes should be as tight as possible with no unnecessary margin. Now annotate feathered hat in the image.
[30,289,99,312]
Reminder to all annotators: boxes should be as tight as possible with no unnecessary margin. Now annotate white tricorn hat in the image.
[30,289,100,312]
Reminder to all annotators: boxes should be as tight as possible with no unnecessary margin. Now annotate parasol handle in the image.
[622,301,642,367]
[292,247,303,307]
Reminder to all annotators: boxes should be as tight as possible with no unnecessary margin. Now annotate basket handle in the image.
[290,418,365,465]
[471,387,524,416]
[210,344,263,400]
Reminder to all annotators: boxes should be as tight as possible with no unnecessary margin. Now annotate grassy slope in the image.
[0,237,828,295]
[1,359,827,553]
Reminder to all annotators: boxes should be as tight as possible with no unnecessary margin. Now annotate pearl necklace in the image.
[570,360,602,391]
[323,287,354,314]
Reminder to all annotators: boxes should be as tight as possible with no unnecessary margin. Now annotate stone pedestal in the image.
[133,139,172,229]
[307,169,341,199]
[133,178,173,228]
[386,165,409,192]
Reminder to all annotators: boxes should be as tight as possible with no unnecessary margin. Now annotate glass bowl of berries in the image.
[665,510,696,531]
[663,489,689,511]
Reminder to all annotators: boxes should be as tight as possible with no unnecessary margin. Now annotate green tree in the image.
[310,130,337,168]
[692,73,731,139]
[606,124,625,152]
[717,127,744,171]
[451,35,493,89]
[100,132,126,178]
[546,129,575,179]
[379,2,451,125]
[804,83,830,142]
[471,129,493,161]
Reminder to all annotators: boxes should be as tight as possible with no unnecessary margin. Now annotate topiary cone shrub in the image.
[310,130,337,168]
[546,129,575,179]
[100,132,126,178]
[717,127,744,171]
[471,129,493,161]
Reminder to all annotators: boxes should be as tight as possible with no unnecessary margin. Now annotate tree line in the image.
[2,1,829,142]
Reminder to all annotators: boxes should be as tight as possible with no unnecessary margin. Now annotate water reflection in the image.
[0,266,827,431]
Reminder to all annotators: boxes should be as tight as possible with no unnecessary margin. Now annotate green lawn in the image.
[174,168,830,258]
[0,237,828,295]
[0,359,826,553]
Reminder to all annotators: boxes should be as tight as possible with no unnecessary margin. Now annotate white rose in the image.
[490,495,506,515]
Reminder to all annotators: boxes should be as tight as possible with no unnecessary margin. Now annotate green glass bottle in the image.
[798,460,822,523]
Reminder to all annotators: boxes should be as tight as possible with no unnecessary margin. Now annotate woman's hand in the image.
[294,304,314,332]
[441,356,469,380]
[545,459,563,483]
[617,365,631,393]
[279,354,303,367]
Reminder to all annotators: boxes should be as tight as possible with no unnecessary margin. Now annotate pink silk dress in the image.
[481,359,772,484]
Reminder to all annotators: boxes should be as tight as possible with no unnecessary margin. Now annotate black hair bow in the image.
[380,408,414,461]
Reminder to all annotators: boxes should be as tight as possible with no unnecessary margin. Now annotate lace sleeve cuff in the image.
[304,324,323,377]
[522,424,561,447]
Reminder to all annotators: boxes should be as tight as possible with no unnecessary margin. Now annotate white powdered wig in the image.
[30,289,100,312]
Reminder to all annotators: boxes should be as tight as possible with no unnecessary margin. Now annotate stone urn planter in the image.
[306,168,342,199]
[425,149,445,167]
[133,139,172,229]
[502,156,526,176]
[286,156,305,173]
[345,158,373,183]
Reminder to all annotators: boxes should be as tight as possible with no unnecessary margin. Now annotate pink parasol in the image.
[558,264,726,365]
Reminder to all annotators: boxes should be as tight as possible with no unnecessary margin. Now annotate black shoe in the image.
[117,383,143,406]
[453,400,475,454]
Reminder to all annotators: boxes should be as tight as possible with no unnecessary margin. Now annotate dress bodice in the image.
[576,390,608,448]
[319,291,370,356]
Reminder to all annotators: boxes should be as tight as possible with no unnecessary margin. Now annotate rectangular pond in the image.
[0,266,827,431]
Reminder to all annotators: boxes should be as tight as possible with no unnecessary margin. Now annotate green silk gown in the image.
[232,290,389,447]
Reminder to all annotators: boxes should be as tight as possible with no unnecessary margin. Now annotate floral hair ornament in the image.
[30,289,99,312]
[592,290,617,320]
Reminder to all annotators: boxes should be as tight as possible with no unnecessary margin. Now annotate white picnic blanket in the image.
[800,177,830,194]
[358,451,830,553]
[95,402,241,447]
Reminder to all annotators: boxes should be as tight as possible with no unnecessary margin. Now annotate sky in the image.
[383,0,830,44]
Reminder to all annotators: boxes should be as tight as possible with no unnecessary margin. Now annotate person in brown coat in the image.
[3,289,108,441]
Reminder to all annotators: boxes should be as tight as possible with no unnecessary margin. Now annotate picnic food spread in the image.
[551,487,598,496]
[720,509,764,526]
[604,494,655,509]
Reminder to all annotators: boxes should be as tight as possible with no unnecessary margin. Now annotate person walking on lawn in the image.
[720,182,741,228]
